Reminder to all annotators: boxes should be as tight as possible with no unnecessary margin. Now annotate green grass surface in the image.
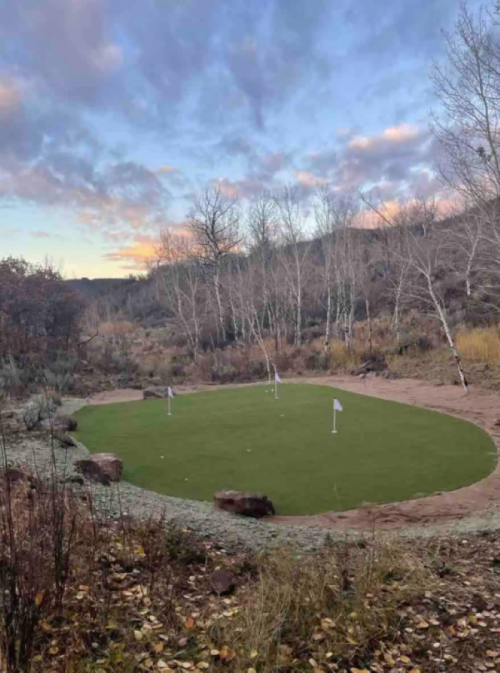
[74,384,497,515]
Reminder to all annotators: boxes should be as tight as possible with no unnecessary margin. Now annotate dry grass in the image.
[216,538,431,672]
[2,466,500,672]
[457,326,500,364]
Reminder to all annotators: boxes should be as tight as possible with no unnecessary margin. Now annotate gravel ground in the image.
[3,393,500,552]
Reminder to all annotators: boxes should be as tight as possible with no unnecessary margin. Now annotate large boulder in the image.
[214,490,275,518]
[143,386,170,400]
[75,453,123,485]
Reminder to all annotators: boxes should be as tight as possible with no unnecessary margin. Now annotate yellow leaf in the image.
[247,669,257,673]
[210,649,220,656]
[145,659,154,668]
[250,649,258,659]
[137,546,145,554]
[35,591,45,607]
[154,643,164,653]
[347,635,357,645]
[400,655,411,664]
[384,654,396,665]
[416,620,429,629]
[134,630,143,641]
[49,647,59,655]
[409,669,421,673]
[197,664,209,670]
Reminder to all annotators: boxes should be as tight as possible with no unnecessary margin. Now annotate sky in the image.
[0,0,478,278]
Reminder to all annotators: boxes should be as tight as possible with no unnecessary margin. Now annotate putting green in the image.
[74,384,497,515]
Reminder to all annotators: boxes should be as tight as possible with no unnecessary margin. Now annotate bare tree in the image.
[155,230,203,358]
[403,227,468,390]
[247,192,279,338]
[188,187,242,340]
[431,3,500,204]
[314,187,336,351]
[275,186,311,346]
[331,196,359,348]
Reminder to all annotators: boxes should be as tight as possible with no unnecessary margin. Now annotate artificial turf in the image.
[73,384,497,515]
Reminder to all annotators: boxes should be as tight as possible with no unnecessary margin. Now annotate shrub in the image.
[21,396,59,431]
[164,526,207,566]
[216,539,430,673]
[457,326,500,364]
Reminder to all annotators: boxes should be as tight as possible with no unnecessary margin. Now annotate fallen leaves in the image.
[9,514,500,673]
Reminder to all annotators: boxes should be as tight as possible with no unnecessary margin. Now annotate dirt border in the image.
[85,376,500,531]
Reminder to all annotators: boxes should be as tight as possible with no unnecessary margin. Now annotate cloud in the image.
[0,79,21,117]
[293,171,328,188]
[30,230,52,239]
[0,0,468,277]
[0,158,171,239]
[103,233,158,270]
[302,123,436,198]
[156,165,178,174]
[0,0,122,103]
[209,150,291,199]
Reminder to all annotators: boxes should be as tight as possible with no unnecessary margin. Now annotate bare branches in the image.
[431,4,500,203]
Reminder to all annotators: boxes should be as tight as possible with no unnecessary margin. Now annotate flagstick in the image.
[332,405,337,434]
[274,377,278,400]
[167,396,172,417]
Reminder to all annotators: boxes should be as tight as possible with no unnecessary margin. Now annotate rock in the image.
[58,433,77,448]
[75,453,123,485]
[3,468,29,483]
[0,410,16,419]
[54,415,78,432]
[353,354,387,376]
[42,414,78,432]
[143,386,170,400]
[2,468,37,488]
[214,490,275,518]
[65,474,85,485]
[210,568,236,595]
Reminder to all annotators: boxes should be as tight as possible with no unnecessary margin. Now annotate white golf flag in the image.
[333,398,343,411]
[275,371,281,383]
[167,387,174,398]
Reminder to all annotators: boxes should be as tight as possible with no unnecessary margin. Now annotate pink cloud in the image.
[347,124,421,152]
[0,78,21,119]
[156,165,179,174]
[103,233,160,269]
[381,124,420,143]
[293,170,327,188]
[30,230,52,239]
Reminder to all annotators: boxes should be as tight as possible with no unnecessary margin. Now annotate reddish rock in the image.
[76,453,123,485]
[210,569,236,595]
[214,490,275,518]
[2,469,37,488]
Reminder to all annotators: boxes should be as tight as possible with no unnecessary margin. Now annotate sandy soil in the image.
[86,376,500,532]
